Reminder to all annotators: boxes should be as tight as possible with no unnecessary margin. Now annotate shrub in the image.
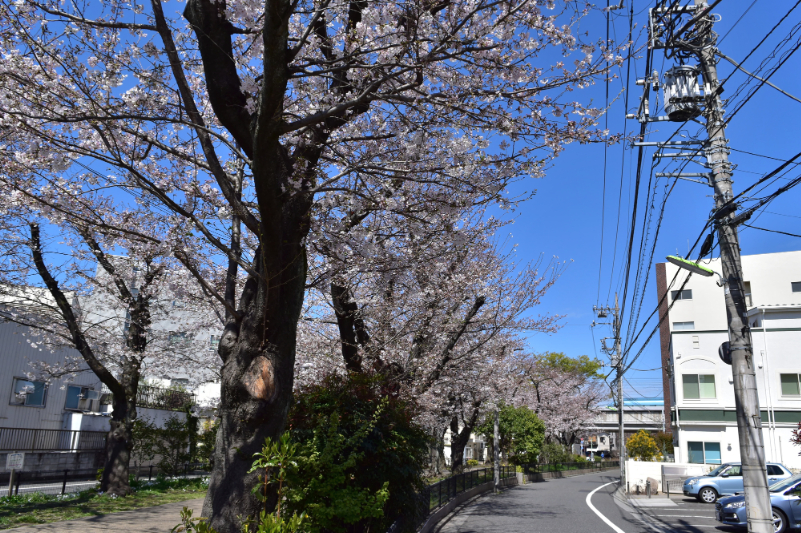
[626,430,659,461]
[538,442,572,465]
[285,373,429,533]
[653,431,674,455]
[198,420,218,467]
[466,459,479,467]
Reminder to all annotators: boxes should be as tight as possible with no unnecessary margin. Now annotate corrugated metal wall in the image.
[0,321,102,431]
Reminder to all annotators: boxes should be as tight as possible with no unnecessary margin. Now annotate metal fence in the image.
[388,460,620,532]
[0,428,107,452]
[135,385,195,411]
[0,462,211,497]
[388,466,516,533]
[519,460,620,475]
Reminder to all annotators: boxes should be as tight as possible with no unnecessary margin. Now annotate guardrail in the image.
[0,428,107,452]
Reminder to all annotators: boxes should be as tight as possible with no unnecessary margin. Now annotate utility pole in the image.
[614,294,625,489]
[594,293,624,488]
[493,407,500,494]
[693,2,771,530]
[637,2,772,530]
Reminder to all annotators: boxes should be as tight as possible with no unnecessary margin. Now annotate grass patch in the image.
[0,477,207,530]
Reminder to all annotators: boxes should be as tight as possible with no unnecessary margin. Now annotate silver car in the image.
[683,462,792,503]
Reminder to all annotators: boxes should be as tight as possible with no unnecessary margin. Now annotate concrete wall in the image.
[0,450,104,473]
[626,460,711,492]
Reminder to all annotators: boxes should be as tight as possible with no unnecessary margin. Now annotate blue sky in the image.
[508,0,801,398]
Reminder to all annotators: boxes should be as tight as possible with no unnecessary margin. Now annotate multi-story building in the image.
[657,250,801,468]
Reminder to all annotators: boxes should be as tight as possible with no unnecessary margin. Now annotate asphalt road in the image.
[434,471,740,533]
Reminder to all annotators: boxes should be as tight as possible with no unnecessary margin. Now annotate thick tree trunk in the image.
[449,416,473,474]
[101,374,138,495]
[203,238,308,532]
[102,403,134,495]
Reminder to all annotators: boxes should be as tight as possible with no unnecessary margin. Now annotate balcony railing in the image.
[0,428,107,452]
[135,385,195,411]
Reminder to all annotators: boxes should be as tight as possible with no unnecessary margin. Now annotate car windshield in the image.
[706,464,730,477]
[770,473,801,493]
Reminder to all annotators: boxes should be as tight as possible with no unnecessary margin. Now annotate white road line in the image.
[651,514,714,520]
[586,481,626,533]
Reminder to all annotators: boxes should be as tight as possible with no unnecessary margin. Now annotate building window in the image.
[671,289,693,301]
[673,321,695,331]
[692,336,700,349]
[687,441,721,464]
[209,335,220,351]
[65,386,100,410]
[11,378,47,407]
[683,374,716,400]
[168,332,189,345]
[743,281,752,307]
[792,282,801,293]
[780,373,801,397]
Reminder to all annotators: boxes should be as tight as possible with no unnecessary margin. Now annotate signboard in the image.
[6,453,24,470]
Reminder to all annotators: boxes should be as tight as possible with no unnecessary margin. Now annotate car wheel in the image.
[773,508,788,533]
[698,487,718,504]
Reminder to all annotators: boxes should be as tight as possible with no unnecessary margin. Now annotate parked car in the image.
[683,462,792,503]
[715,472,801,532]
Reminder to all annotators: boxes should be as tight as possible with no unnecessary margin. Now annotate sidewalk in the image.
[7,497,204,532]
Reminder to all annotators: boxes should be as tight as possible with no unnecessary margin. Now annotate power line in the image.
[743,223,801,239]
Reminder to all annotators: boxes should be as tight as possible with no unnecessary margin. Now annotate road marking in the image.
[586,481,626,533]
[651,514,715,520]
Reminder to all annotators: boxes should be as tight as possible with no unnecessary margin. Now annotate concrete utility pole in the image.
[594,293,624,488]
[692,2,771,530]
[614,294,625,489]
[493,407,500,493]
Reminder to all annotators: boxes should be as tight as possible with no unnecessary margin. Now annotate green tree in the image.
[478,405,545,465]
[538,352,604,378]
[626,430,659,461]
[653,432,674,456]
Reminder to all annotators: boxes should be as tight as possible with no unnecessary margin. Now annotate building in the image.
[583,397,666,457]
[657,250,801,468]
[0,284,199,472]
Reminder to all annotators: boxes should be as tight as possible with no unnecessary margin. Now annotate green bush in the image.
[538,442,572,465]
[466,459,479,467]
[284,373,429,533]
[198,420,218,467]
[476,404,545,466]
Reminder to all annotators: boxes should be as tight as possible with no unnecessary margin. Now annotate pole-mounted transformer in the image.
[662,65,703,122]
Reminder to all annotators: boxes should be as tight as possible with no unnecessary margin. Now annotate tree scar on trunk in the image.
[243,356,277,402]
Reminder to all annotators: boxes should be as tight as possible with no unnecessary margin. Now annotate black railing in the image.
[0,428,107,452]
[389,460,620,532]
[0,462,212,497]
[135,385,195,411]
[519,460,620,475]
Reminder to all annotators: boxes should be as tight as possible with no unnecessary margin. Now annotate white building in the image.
[657,250,801,469]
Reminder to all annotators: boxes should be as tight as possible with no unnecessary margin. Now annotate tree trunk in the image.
[449,416,473,474]
[101,377,138,495]
[202,238,308,532]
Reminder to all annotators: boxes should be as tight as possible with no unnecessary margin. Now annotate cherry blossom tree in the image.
[0,0,621,527]
[517,352,607,447]
[298,215,563,471]
[0,190,220,495]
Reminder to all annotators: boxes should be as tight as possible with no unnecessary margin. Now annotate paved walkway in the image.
[434,471,630,533]
[7,497,205,532]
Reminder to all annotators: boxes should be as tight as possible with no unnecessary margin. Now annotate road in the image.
[434,471,742,533]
